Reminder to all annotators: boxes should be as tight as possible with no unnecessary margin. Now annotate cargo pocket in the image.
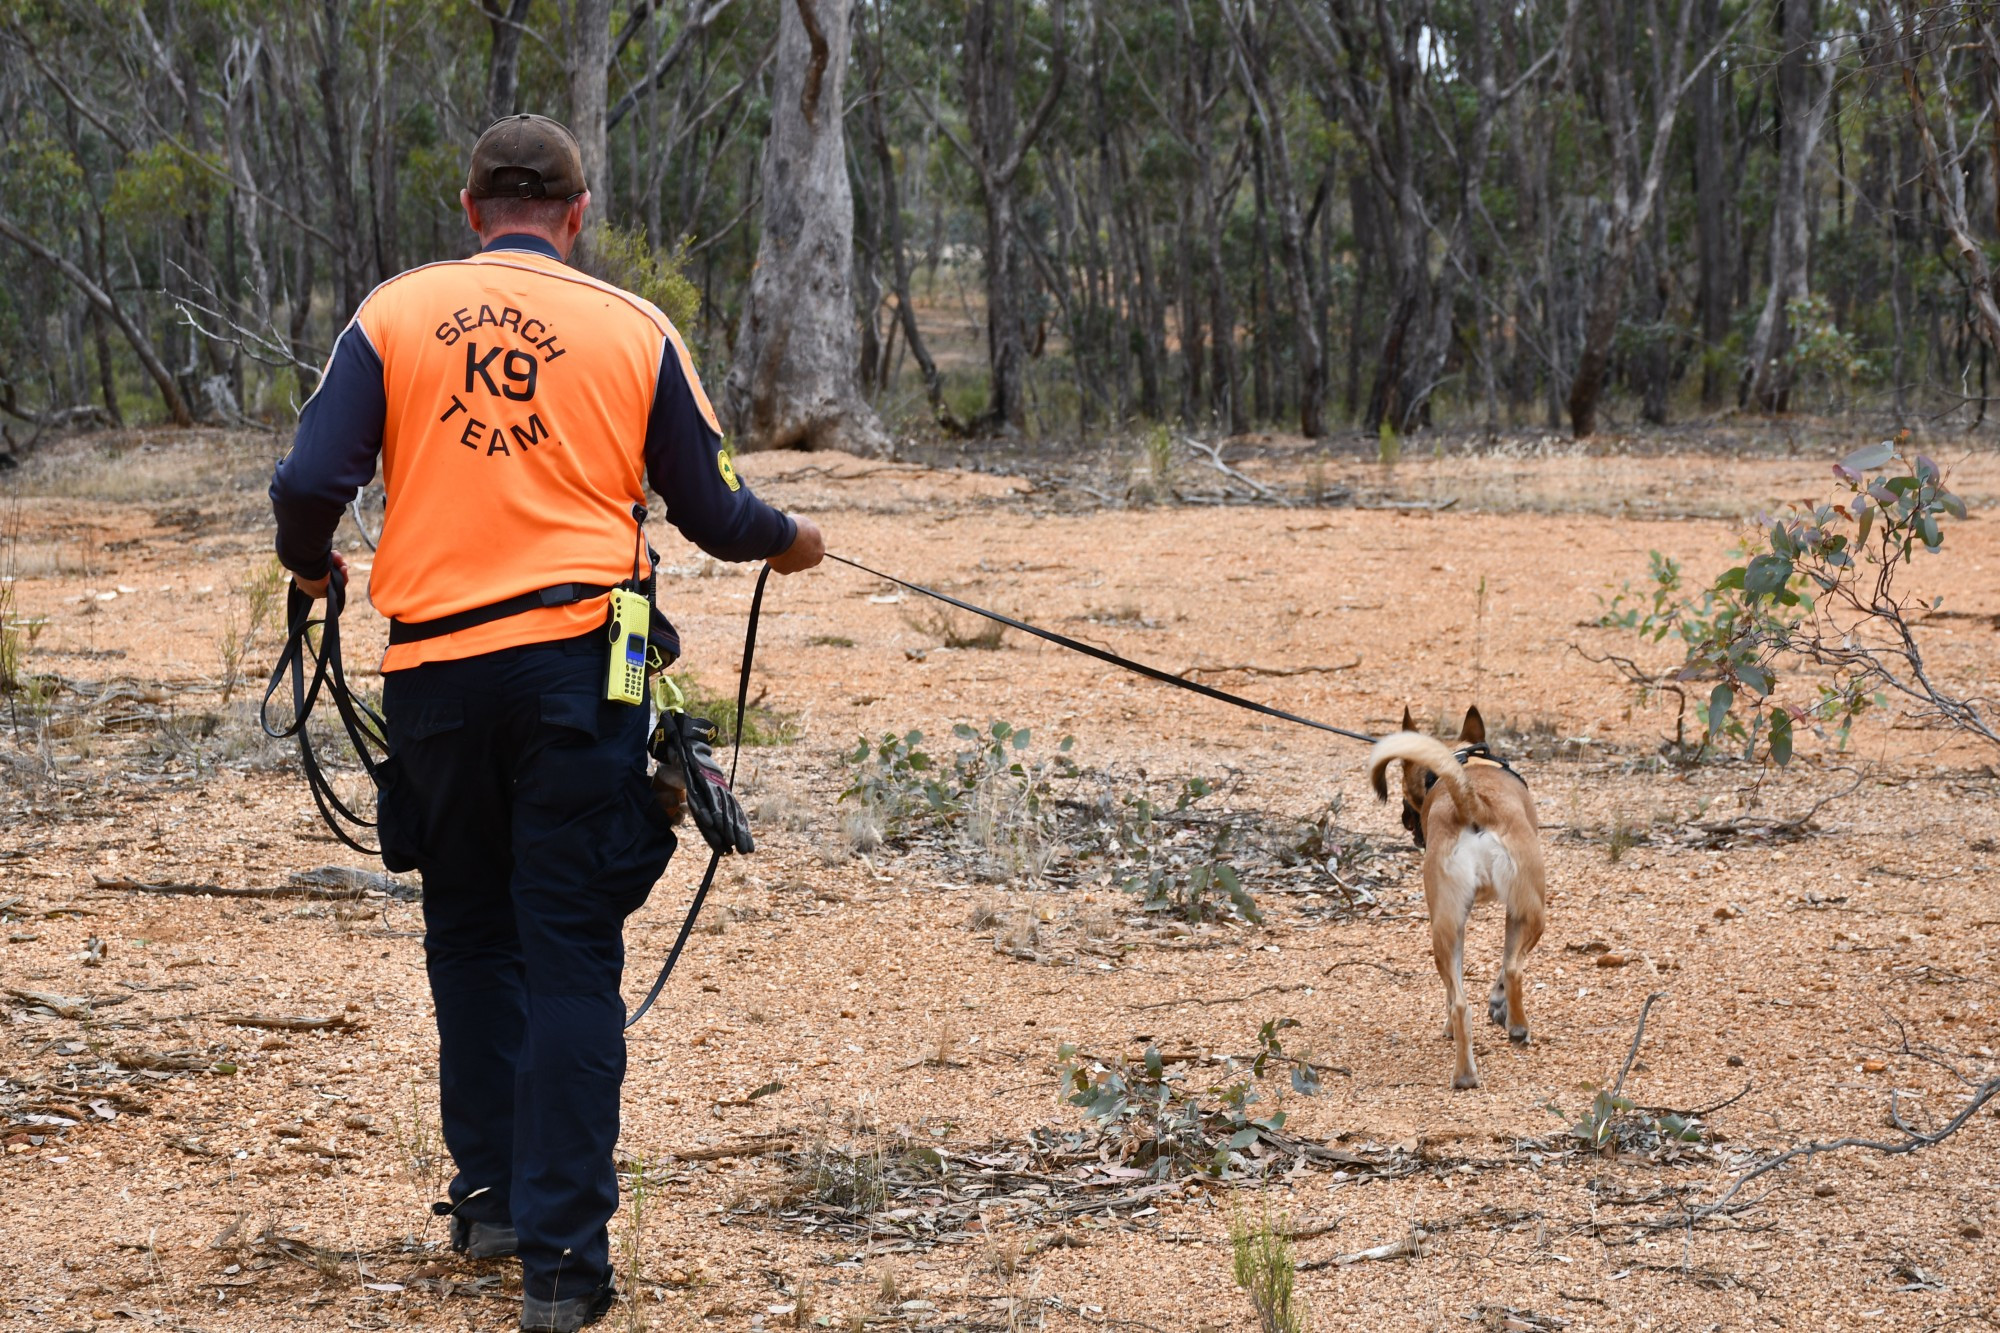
[609,774,678,921]
[374,755,423,874]
[377,697,466,873]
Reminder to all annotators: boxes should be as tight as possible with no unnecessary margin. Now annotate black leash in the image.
[261,569,390,857]
[624,563,770,1030]
[825,553,1378,746]
[266,548,1367,1028]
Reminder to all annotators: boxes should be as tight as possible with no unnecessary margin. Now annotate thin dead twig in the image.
[1612,991,1669,1099]
[1128,982,1312,1012]
[1322,958,1413,981]
[1175,658,1361,679]
[1642,1079,1754,1120]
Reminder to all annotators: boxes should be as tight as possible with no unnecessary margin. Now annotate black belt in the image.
[387,583,615,644]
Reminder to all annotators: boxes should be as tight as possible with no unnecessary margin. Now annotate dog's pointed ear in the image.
[1401,705,1416,733]
[1460,705,1486,744]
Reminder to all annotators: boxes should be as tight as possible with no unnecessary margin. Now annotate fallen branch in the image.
[6,987,130,1019]
[1302,1226,1427,1269]
[1682,1073,2000,1224]
[1353,497,1459,512]
[1176,658,1361,680]
[214,1013,359,1032]
[667,1135,795,1162]
[1182,436,1289,504]
[93,875,376,901]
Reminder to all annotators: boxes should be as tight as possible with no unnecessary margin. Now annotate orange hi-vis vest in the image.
[345,248,715,671]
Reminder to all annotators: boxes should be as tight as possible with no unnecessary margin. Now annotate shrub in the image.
[1596,436,1988,763]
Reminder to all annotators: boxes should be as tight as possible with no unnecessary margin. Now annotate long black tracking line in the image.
[825,552,1378,746]
[624,563,770,1030]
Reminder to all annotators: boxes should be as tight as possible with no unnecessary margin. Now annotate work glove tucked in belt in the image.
[648,712,754,856]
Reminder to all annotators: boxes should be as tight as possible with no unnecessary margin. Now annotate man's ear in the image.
[460,189,482,236]
[1401,705,1416,733]
[1460,705,1486,744]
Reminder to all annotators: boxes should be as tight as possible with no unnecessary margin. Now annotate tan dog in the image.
[1369,707,1546,1090]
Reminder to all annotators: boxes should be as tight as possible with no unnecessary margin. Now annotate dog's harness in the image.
[1421,743,1525,795]
[1402,743,1525,847]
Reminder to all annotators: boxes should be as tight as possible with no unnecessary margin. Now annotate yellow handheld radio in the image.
[606,502,656,705]
[605,587,651,705]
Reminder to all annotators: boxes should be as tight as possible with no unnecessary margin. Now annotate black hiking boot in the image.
[431,1201,518,1259]
[520,1280,615,1332]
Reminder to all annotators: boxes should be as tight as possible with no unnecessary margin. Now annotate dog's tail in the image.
[1368,731,1480,821]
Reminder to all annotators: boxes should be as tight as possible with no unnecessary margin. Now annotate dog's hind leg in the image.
[1501,894,1545,1045]
[1429,903,1478,1089]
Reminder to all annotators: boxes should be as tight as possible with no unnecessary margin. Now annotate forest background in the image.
[3,0,2000,457]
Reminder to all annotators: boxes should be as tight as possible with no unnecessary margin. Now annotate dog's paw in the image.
[1508,1025,1531,1046]
[1452,1070,1481,1091]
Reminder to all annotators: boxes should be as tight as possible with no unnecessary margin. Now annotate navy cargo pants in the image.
[378,630,675,1303]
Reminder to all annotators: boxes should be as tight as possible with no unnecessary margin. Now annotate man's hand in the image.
[766,516,824,575]
[292,550,350,600]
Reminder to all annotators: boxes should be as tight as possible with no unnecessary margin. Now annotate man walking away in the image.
[270,114,825,1332]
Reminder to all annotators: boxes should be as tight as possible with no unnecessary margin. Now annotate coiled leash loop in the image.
[824,553,1379,746]
[624,563,769,1029]
[260,568,391,857]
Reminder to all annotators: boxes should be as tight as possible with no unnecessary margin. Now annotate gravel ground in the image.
[2,427,1997,1332]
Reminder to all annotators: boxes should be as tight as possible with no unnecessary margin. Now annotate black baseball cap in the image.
[466,114,587,200]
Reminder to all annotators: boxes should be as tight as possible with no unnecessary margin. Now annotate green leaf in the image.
[1145,1046,1164,1078]
[1013,728,1031,750]
[1743,554,1793,597]
[1227,1127,1261,1150]
[1919,514,1942,550]
[1714,566,1746,591]
[1839,440,1896,472]
[1769,710,1794,766]
[1705,684,1734,736]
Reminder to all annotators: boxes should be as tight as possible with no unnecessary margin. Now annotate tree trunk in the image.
[959,0,1067,433]
[316,0,363,319]
[1567,0,1701,437]
[1742,0,1829,412]
[567,0,612,205]
[722,0,886,453]
[1692,0,1729,409]
[859,10,953,428]
[1228,0,1324,438]
[484,0,534,123]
